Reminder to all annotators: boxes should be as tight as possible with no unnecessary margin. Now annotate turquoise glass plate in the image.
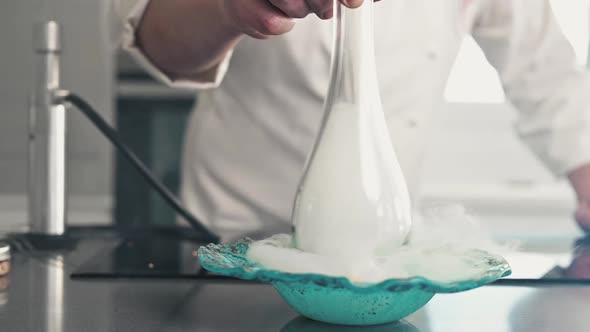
[199,239,511,326]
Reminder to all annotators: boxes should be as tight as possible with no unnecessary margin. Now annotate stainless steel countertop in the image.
[0,238,588,332]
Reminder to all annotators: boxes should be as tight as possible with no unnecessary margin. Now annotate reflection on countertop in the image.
[281,316,421,332]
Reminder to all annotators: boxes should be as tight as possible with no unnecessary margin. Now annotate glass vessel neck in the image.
[328,1,379,107]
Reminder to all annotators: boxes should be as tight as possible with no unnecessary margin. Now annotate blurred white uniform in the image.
[115,0,590,240]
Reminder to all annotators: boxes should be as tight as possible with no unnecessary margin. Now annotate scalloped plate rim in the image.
[198,239,512,294]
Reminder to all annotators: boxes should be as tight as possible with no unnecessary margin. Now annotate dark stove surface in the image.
[70,228,233,280]
[59,227,590,285]
[498,235,590,285]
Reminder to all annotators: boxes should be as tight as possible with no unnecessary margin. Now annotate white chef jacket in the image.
[115,0,590,241]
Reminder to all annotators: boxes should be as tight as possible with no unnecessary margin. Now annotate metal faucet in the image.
[24,21,219,243]
[28,21,66,236]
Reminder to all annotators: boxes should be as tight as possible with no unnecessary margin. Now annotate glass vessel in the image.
[293,0,412,258]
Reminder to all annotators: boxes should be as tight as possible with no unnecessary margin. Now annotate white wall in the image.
[0,0,114,230]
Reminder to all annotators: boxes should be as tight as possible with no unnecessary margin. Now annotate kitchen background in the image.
[0,0,586,239]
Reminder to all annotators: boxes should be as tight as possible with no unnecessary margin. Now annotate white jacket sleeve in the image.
[473,0,590,176]
[112,0,233,90]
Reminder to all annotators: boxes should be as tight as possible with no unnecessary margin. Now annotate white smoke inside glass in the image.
[248,205,515,284]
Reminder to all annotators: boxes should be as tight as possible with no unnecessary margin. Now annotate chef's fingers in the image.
[227,0,296,39]
[268,0,311,19]
[305,0,333,19]
[575,202,590,232]
[340,0,364,8]
[305,0,380,20]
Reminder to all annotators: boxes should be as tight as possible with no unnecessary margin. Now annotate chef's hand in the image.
[222,0,364,39]
[569,164,590,232]
[138,0,375,83]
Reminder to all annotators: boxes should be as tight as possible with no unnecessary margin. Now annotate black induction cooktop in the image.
[67,227,590,285]
[69,227,235,280]
[495,236,590,285]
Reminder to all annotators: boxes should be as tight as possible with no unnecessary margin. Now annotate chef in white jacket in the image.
[114,0,590,241]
